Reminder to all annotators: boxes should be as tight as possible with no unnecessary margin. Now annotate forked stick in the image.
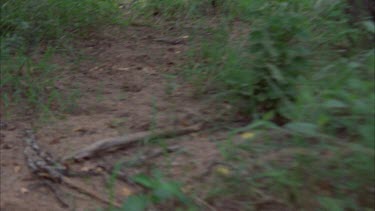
[63,124,203,163]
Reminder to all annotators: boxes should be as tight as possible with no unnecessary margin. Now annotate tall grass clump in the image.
[1,0,121,113]
[181,0,374,209]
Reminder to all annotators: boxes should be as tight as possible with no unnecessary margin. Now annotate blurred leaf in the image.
[121,195,149,211]
[132,174,155,188]
[322,99,348,109]
[317,196,343,211]
[153,181,181,201]
[284,122,318,135]
[266,63,284,82]
[362,21,375,34]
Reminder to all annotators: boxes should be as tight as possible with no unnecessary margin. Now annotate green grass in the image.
[1,0,121,47]
[1,0,122,114]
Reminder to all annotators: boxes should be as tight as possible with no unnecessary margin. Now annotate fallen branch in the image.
[63,124,202,163]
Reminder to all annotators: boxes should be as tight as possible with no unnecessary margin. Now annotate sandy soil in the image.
[0,25,230,211]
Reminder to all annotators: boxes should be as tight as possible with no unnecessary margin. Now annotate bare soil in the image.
[0,26,231,211]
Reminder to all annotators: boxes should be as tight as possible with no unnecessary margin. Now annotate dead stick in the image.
[29,181,69,208]
[63,124,203,163]
[61,176,121,208]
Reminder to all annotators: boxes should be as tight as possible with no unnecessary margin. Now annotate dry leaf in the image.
[73,127,87,133]
[121,186,133,197]
[38,172,50,178]
[20,187,29,194]
[95,167,104,173]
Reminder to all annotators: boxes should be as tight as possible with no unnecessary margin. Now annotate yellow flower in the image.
[241,132,255,139]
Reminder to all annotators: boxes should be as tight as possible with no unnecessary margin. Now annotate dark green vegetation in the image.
[1,0,374,210]
[131,0,375,210]
[1,0,121,113]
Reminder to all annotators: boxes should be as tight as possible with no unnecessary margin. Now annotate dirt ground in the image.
[0,25,234,211]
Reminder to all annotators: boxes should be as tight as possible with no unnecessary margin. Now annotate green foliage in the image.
[186,0,374,151]
[188,0,369,116]
[130,0,239,21]
[136,0,374,209]
[207,118,374,209]
[283,50,375,147]
[117,171,197,211]
[1,0,121,48]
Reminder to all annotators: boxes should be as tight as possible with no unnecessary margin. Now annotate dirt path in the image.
[0,26,227,211]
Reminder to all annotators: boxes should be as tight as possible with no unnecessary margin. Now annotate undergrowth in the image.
[0,0,121,115]
[129,0,375,210]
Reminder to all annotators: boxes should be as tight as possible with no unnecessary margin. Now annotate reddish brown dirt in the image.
[0,26,230,211]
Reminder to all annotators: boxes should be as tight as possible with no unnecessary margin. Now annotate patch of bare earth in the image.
[0,26,230,211]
